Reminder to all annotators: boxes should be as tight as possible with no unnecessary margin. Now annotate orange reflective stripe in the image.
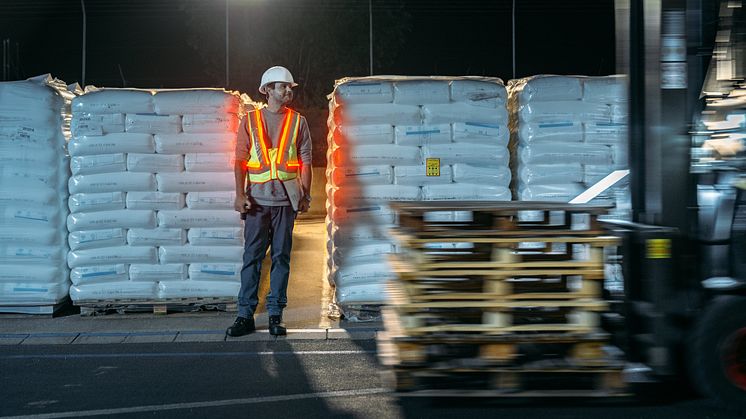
[252,110,270,165]
[246,161,261,169]
[276,111,293,165]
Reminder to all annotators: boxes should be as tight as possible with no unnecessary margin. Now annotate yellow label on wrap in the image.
[646,239,671,259]
[426,158,440,177]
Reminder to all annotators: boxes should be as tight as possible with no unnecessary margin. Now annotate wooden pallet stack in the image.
[378,201,627,397]
[77,297,237,316]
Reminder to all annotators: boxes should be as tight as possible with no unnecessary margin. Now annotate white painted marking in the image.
[0,388,387,419]
[319,255,335,329]
[569,169,630,204]
[2,350,374,360]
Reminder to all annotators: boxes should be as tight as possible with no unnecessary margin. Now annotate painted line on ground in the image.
[3,328,378,343]
[0,349,375,360]
[14,333,79,338]
[0,388,388,419]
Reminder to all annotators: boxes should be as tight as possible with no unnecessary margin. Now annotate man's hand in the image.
[298,192,311,213]
[298,198,311,213]
[235,193,251,214]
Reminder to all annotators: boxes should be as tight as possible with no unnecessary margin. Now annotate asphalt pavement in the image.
[0,340,740,419]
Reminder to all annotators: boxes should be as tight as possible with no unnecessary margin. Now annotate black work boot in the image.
[226,316,255,337]
[269,315,287,336]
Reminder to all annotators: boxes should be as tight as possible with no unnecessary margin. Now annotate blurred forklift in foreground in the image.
[379,0,746,413]
[609,0,746,411]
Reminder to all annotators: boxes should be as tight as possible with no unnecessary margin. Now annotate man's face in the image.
[267,82,294,105]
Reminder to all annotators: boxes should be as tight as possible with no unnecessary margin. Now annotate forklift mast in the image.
[612,0,716,375]
[613,2,746,406]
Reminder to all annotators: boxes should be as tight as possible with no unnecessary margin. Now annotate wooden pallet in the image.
[385,289,606,336]
[391,201,613,237]
[397,271,604,302]
[394,232,619,266]
[393,252,604,271]
[382,365,627,396]
[389,255,604,278]
[76,297,237,316]
[378,329,620,368]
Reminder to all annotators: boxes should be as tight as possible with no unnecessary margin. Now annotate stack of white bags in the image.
[509,75,631,218]
[67,88,244,302]
[326,76,512,314]
[0,75,74,312]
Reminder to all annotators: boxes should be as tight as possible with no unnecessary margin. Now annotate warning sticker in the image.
[646,239,671,259]
[426,158,440,177]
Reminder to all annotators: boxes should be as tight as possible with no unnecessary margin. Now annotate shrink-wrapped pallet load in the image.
[508,75,630,219]
[67,87,244,304]
[0,75,75,313]
[327,76,512,318]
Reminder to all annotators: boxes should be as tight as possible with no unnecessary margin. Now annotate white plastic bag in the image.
[126,153,184,173]
[187,227,243,246]
[68,133,155,156]
[68,228,127,251]
[182,114,238,133]
[394,124,451,146]
[334,124,394,146]
[125,113,182,134]
[127,228,187,246]
[68,192,126,213]
[393,80,450,105]
[154,133,235,154]
[71,154,127,176]
[157,209,239,228]
[334,81,394,105]
[66,209,157,232]
[129,264,188,281]
[69,172,157,194]
[67,245,158,268]
[72,89,154,114]
[184,152,234,172]
[188,263,241,282]
[158,245,244,263]
[126,191,185,210]
[185,191,235,209]
[329,165,394,186]
[70,264,128,285]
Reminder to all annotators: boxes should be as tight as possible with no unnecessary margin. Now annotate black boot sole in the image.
[269,326,287,336]
[226,328,255,337]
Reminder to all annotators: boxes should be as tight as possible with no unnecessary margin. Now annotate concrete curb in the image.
[0,328,381,345]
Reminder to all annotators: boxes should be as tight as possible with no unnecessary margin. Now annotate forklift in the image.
[607,0,746,411]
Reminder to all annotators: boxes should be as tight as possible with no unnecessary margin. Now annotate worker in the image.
[227,66,312,337]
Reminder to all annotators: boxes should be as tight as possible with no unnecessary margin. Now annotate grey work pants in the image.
[237,204,296,318]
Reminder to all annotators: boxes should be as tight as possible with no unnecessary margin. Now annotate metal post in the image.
[14,41,19,80]
[3,39,7,81]
[512,0,516,79]
[369,0,373,76]
[629,0,646,222]
[81,0,86,86]
[226,0,230,87]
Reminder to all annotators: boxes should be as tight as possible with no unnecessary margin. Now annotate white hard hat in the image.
[259,66,298,93]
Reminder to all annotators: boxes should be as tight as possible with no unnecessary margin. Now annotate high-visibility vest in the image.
[245,108,301,184]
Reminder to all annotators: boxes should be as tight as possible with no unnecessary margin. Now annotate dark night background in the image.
[0,0,616,165]
[0,0,615,101]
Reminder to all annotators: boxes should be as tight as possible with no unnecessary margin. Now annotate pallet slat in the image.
[75,297,237,316]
